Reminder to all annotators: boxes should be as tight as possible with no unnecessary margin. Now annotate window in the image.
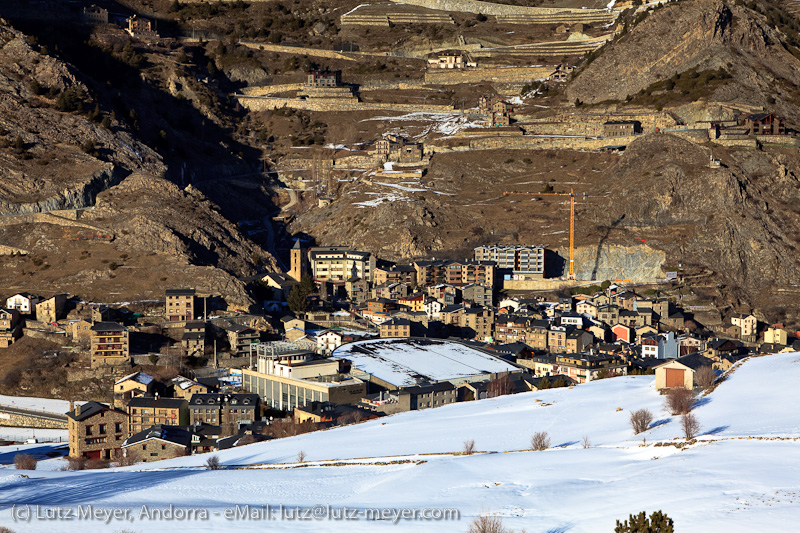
[86,426,93,436]
[99,424,106,435]
[142,444,147,450]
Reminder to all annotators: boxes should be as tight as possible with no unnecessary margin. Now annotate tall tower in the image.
[289,240,307,282]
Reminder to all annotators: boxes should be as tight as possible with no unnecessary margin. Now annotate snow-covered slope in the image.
[1,353,799,532]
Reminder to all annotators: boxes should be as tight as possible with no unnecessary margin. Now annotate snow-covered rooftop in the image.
[114,372,154,386]
[332,338,518,387]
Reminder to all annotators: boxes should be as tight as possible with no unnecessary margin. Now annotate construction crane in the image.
[502,188,581,280]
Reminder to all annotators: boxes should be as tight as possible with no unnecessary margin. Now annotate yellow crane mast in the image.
[502,188,577,280]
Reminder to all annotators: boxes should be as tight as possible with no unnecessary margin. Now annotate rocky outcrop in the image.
[566,0,800,121]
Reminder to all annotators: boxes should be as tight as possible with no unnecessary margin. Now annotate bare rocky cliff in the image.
[566,0,800,120]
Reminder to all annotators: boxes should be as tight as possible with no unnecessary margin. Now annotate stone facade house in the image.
[36,294,67,323]
[122,425,192,462]
[189,393,260,437]
[127,397,189,435]
[67,401,128,459]
[0,308,21,348]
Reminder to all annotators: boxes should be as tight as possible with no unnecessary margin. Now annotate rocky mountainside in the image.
[595,133,800,315]
[0,18,277,305]
[567,0,800,121]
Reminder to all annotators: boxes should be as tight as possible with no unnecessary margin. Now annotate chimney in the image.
[69,400,75,414]
[75,403,82,416]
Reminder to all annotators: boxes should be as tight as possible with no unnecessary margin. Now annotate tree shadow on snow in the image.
[648,418,671,430]
[701,426,729,436]
[547,525,573,533]
[555,441,579,448]
[693,397,712,409]
[0,470,200,509]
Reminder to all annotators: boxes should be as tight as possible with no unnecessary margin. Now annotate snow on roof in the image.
[332,338,518,388]
[115,372,154,386]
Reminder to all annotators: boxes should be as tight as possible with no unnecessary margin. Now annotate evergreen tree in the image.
[615,510,674,533]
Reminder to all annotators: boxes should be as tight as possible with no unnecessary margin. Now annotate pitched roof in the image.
[66,401,124,421]
[115,372,154,386]
[127,397,187,409]
[91,321,126,332]
[122,424,192,448]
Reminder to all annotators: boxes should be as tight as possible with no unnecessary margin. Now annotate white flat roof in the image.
[332,338,517,388]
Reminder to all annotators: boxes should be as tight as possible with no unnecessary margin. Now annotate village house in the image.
[576,300,598,318]
[90,322,130,368]
[548,325,568,353]
[169,376,210,401]
[763,326,789,345]
[0,308,21,348]
[261,272,296,301]
[373,263,418,287]
[307,69,341,88]
[597,304,619,325]
[67,401,128,460]
[220,322,260,355]
[126,14,158,37]
[6,293,40,315]
[742,112,786,135]
[654,353,716,390]
[731,313,758,342]
[603,120,641,137]
[427,52,474,69]
[189,393,261,436]
[525,319,550,351]
[566,329,594,354]
[423,297,443,320]
[373,282,410,301]
[293,401,377,425]
[461,283,493,307]
[398,292,426,312]
[113,372,156,408]
[181,321,206,357]
[611,323,633,344]
[380,317,411,338]
[344,277,370,304]
[35,294,67,324]
[122,425,192,462]
[165,288,196,322]
[80,4,108,24]
[127,396,189,435]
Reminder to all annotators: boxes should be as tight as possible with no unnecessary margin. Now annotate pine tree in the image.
[615,510,674,533]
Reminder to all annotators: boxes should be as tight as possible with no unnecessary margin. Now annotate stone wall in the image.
[0,409,68,429]
[238,42,358,61]
[496,12,618,24]
[394,0,616,16]
[424,65,554,84]
[237,96,456,114]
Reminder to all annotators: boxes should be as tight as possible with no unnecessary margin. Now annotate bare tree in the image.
[630,408,654,434]
[582,435,591,449]
[694,366,717,390]
[468,514,508,533]
[297,450,306,463]
[206,455,221,470]
[666,387,695,415]
[14,454,37,470]
[682,413,700,440]
[530,432,550,451]
[463,439,476,455]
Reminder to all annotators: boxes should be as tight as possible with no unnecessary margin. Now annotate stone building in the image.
[165,288,196,322]
[189,393,260,437]
[603,120,641,137]
[307,69,341,88]
[122,425,192,462]
[67,401,128,460]
[35,294,67,323]
[90,322,130,368]
[127,397,189,435]
[0,308,21,348]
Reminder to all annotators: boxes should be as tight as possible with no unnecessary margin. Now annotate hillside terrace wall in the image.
[395,0,618,16]
[237,96,456,113]
[424,65,554,84]
[432,133,640,152]
[238,42,359,61]
[495,12,618,23]
[524,111,678,132]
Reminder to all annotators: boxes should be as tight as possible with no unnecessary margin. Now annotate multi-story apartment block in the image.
[127,397,189,435]
[373,263,418,287]
[165,289,196,322]
[309,247,375,282]
[474,245,545,277]
[90,322,130,368]
[414,260,495,288]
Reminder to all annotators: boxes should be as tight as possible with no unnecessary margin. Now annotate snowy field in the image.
[1,353,799,532]
[0,395,84,415]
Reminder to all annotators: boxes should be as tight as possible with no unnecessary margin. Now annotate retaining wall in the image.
[237,96,456,113]
[0,409,68,430]
[424,65,553,84]
[395,0,618,16]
